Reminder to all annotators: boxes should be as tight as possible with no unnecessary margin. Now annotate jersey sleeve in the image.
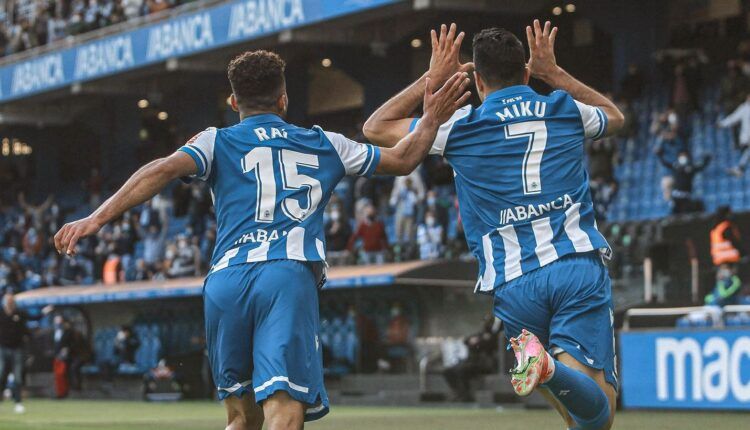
[178,127,217,181]
[323,130,381,177]
[574,100,608,140]
[408,105,472,155]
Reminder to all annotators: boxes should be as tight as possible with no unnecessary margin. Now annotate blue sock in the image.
[542,360,610,430]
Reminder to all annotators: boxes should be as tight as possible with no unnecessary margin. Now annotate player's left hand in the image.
[54,216,103,256]
[428,23,474,91]
[526,19,559,81]
[423,72,472,125]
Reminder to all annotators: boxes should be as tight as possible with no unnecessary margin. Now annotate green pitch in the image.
[0,400,748,429]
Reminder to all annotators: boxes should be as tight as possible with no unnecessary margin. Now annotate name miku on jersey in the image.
[411,85,611,293]
[499,194,573,225]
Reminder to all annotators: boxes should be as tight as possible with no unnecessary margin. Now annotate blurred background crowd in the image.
[0,0,185,56]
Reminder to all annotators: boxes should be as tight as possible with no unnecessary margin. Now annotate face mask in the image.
[678,156,688,165]
[330,211,340,222]
[427,197,436,207]
[426,217,436,226]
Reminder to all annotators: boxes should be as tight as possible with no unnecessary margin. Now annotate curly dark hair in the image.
[472,28,526,88]
[227,50,286,111]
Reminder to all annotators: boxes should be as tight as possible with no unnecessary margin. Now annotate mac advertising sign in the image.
[620,329,750,410]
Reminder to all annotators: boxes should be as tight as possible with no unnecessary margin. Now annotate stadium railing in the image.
[642,256,701,304]
[622,304,750,330]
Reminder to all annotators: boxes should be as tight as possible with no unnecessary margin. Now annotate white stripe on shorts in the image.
[254,376,309,394]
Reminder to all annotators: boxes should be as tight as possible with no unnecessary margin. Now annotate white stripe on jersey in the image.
[531,217,558,266]
[286,227,306,260]
[315,238,326,260]
[498,225,523,280]
[574,100,606,140]
[247,241,270,262]
[322,130,374,176]
[564,203,594,252]
[429,105,472,155]
[212,247,239,272]
[479,232,496,292]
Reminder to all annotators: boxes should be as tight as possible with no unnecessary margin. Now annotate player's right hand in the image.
[54,216,103,256]
[423,72,472,125]
[428,23,474,91]
[526,19,559,81]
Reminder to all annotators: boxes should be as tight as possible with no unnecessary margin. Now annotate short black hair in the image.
[472,28,526,88]
[227,50,286,110]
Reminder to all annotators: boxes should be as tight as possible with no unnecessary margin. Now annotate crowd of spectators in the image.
[0,177,215,293]
[0,0,185,57]
[636,40,750,216]
[0,150,468,292]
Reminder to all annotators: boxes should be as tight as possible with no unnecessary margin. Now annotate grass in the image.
[0,400,748,429]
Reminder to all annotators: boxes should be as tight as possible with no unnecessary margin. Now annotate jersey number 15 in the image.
[241,147,322,223]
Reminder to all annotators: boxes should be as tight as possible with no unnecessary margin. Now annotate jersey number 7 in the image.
[241,147,323,223]
[504,120,548,195]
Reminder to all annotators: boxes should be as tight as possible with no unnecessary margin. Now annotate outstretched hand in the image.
[423,72,472,125]
[54,216,103,256]
[429,23,474,91]
[526,19,559,81]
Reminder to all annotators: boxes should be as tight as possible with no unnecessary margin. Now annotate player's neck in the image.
[239,108,284,121]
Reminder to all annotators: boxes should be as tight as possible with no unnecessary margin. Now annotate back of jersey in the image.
[179,114,379,273]
[424,85,610,292]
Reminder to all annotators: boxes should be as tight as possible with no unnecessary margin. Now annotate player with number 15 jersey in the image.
[54,48,471,429]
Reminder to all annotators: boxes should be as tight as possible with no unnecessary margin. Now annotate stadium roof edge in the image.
[14,260,474,307]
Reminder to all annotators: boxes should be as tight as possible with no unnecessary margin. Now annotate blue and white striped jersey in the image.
[179,114,380,273]
[412,85,610,293]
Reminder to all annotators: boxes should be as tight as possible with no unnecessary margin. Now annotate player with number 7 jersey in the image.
[364,22,625,429]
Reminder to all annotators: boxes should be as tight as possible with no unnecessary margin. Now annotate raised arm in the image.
[376,72,471,176]
[718,103,746,128]
[363,23,473,147]
[526,20,624,135]
[54,152,197,255]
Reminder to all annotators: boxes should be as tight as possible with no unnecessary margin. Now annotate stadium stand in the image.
[0,0,749,419]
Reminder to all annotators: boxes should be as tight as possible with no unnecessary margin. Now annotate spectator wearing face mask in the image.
[348,205,389,265]
[165,235,201,278]
[417,210,443,260]
[390,176,421,260]
[657,149,711,214]
[590,176,618,222]
[1,291,52,413]
[140,224,166,268]
[424,189,448,234]
[651,108,686,201]
[121,0,142,19]
[705,264,743,307]
[52,315,73,399]
[325,208,352,266]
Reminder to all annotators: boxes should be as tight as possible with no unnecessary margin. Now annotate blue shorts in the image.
[204,260,329,421]
[493,251,618,391]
